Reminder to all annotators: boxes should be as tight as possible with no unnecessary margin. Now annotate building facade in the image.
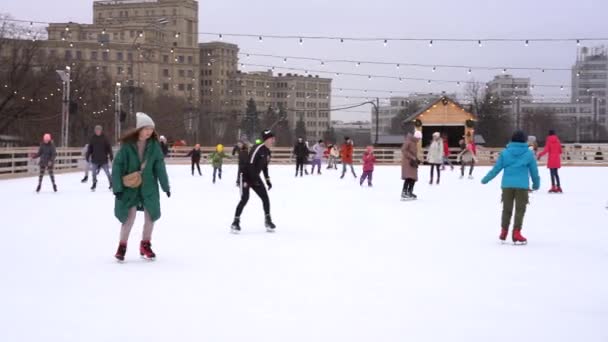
[487,74,532,103]
[572,46,608,127]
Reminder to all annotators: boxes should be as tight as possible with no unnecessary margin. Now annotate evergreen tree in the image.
[295,116,307,141]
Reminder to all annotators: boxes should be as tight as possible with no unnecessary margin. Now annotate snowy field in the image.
[1,164,607,342]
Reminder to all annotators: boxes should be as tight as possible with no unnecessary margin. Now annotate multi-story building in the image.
[44,0,199,101]
[199,41,332,140]
[518,102,594,142]
[487,74,532,103]
[572,46,608,127]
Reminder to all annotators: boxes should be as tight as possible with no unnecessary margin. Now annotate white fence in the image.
[2,145,608,178]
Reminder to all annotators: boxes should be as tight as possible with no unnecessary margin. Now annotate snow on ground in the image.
[1,164,607,342]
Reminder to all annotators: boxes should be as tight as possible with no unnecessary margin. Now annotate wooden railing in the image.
[2,144,608,178]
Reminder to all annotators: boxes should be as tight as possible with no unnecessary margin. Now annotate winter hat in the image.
[43,133,52,143]
[136,112,155,130]
[94,125,103,131]
[413,130,423,140]
[548,129,556,136]
[262,129,274,141]
[216,144,224,152]
[433,132,440,138]
[511,130,528,143]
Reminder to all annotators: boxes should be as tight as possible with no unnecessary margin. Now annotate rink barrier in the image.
[2,144,608,178]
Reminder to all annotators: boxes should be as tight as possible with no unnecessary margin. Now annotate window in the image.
[117,67,123,75]
[187,84,193,91]
[65,50,73,60]
[120,31,125,40]
[163,83,169,90]
[162,55,169,63]
[76,51,83,60]
[113,32,118,40]
[91,51,98,60]
[127,52,133,61]
[163,69,169,77]
[187,56,193,64]
[127,67,133,75]
[187,70,194,77]
[117,52,124,61]
[102,66,108,73]
[178,55,185,63]
[102,51,109,61]
[179,70,185,77]
[178,84,185,91]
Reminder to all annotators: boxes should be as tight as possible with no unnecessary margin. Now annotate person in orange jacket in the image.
[340,137,356,179]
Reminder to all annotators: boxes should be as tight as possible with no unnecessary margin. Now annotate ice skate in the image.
[459,175,464,179]
[548,186,557,193]
[401,191,413,201]
[499,228,508,242]
[108,182,112,190]
[91,181,97,192]
[81,176,88,183]
[429,179,433,185]
[265,215,276,233]
[556,187,563,193]
[115,242,127,262]
[468,175,474,180]
[139,240,156,260]
[35,183,41,193]
[512,230,527,245]
[53,183,57,192]
[231,218,241,234]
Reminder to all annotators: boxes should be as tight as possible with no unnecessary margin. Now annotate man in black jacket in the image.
[292,137,310,177]
[86,125,114,191]
[231,129,276,234]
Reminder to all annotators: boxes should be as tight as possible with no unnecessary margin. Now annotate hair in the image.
[120,127,159,144]
[318,139,323,143]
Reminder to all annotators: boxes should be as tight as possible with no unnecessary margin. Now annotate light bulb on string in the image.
[368,75,372,80]
[383,39,388,47]
[335,72,340,76]
[340,38,344,43]
[258,36,263,43]
[478,40,482,47]
[502,68,507,73]
[525,40,529,47]
[432,66,436,72]
[468,68,472,74]
[320,61,325,66]
[427,80,431,84]
[396,64,400,69]
[560,85,564,91]
[399,78,403,83]
[283,58,287,63]
[299,38,303,45]
[219,34,223,40]
[457,81,461,86]
[429,40,433,47]
[577,39,581,46]
[356,62,360,67]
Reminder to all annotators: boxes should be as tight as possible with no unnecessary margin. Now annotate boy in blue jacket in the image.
[482,130,540,244]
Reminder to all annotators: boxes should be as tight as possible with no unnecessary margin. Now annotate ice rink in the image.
[1,164,607,341]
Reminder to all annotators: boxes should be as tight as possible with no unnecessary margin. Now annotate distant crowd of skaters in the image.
[30,112,566,260]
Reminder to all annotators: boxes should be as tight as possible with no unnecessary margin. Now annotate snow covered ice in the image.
[1,164,607,342]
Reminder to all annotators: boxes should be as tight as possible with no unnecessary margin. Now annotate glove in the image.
[266,178,272,190]
[166,192,171,198]
[114,192,123,200]
[481,178,488,185]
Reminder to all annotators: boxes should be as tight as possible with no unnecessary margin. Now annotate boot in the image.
[115,242,127,261]
[556,186,563,193]
[400,190,410,201]
[231,218,241,234]
[499,228,508,241]
[549,186,557,193]
[436,178,440,185]
[512,229,527,245]
[265,214,276,232]
[429,178,433,185]
[140,240,156,260]
[91,181,97,191]
[53,183,57,192]
[108,182,113,190]
[36,183,41,193]
[81,176,88,183]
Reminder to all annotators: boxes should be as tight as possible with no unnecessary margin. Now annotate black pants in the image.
[235,177,270,218]
[550,168,561,187]
[403,178,416,193]
[295,158,306,176]
[191,160,201,175]
[430,164,441,182]
[213,166,222,182]
[39,165,56,185]
[461,162,475,176]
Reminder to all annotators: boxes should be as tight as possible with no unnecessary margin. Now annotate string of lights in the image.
[239,52,572,72]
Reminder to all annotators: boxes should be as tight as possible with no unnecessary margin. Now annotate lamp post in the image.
[114,82,122,144]
[56,66,71,147]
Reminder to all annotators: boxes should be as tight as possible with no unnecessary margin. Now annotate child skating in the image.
[186,144,202,176]
[458,139,477,179]
[360,146,376,187]
[340,137,357,179]
[32,133,57,193]
[426,132,444,185]
[209,144,228,183]
[481,130,540,245]
[537,130,563,193]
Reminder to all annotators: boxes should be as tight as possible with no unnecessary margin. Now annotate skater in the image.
[209,144,228,183]
[86,125,114,191]
[427,132,444,185]
[441,133,454,171]
[32,133,57,193]
[293,137,309,177]
[311,140,325,175]
[537,130,563,193]
[186,144,202,176]
[327,144,339,169]
[81,143,91,183]
[235,140,249,187]
[340,137,357,179]
[111,112,171,261]
[159,135,170,158]
[401,131,422,200]
[457,138,476,179]
[231,129,276,234]
[481,130,540,245]
[360,146,376,187]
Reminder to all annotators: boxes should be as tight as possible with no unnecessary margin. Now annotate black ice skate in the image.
[81,176,88,183]
[231,218,241,234]
[265,215,276,233]
[53,183,57,192]
[36,183,41,193]
[91,181,97,191]
[108,182,113,190]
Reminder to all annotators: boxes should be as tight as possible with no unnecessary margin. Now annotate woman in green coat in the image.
[111,112,171,262]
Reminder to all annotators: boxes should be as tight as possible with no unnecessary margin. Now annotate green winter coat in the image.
[208,151,228,168]
[112,139,170,223]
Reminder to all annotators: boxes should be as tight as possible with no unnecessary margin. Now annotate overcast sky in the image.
[4,0,607,121]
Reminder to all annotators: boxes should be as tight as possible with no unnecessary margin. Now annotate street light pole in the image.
[56,66,71,147]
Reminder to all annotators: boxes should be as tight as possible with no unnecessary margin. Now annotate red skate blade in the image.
[513,241,528,246]
[140,255,156,261]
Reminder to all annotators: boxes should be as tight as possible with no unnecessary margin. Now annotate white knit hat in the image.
[136,112,155,129]
[414,130,423,139]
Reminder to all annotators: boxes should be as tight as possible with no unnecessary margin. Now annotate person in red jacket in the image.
[441,133,454,171]
[360,146,376,187]
[537,129,563,193]
[340,137,357,179]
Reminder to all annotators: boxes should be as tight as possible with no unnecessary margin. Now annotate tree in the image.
[475,92,513,147]
[241,98,259,141]
[295,116,307,141]
[521,107,561,143]
[322,126,337,144]
[389,101,422,134]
